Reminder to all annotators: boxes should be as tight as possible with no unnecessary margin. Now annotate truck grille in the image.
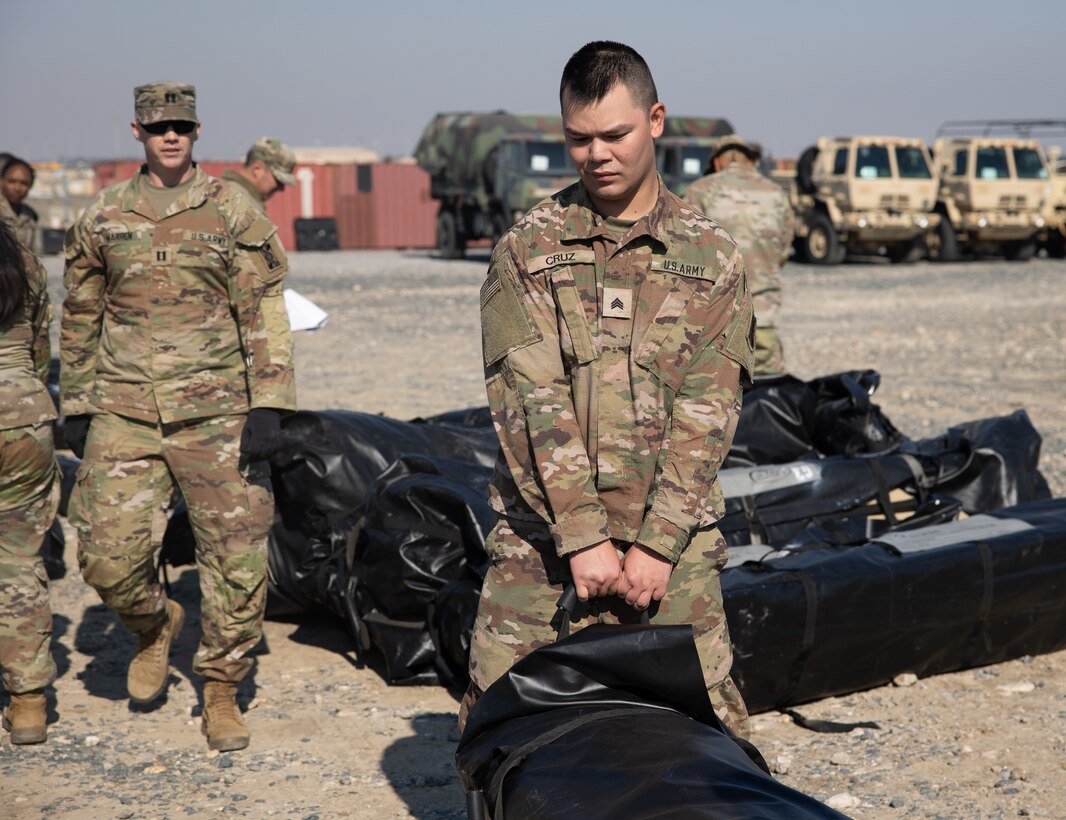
[879,194,910,210]
[999,195,1027,209]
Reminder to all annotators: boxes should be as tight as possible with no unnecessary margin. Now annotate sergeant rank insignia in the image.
[603,287,632,319]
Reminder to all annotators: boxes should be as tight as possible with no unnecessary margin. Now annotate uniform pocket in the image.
[635,284,728,392]
[548,267,598,367]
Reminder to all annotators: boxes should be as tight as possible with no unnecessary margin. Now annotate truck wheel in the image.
[929,219,959,263]
[887,238,925,264]
[1047,229,1066,259]
[1004,237,1036,262]
[802,214,840,265]
[437,211,465,259]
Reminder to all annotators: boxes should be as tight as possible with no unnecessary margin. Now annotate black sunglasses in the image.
[141,120,197,136]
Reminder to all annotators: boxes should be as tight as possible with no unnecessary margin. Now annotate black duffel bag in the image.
[456,588,845,820]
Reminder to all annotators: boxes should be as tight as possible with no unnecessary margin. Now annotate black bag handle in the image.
[554,583,649,641]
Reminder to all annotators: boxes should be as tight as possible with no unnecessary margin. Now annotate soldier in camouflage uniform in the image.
[221,137,297,214]
[61,82,296,752]
[685,135,794,374]
[1,157,40,251]
[0,220,58,744]
[465,42,753,737]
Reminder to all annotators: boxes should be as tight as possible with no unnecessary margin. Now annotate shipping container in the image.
[333,163,436,249]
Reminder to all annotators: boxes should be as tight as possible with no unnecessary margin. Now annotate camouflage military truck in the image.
[414,112,576,258]
[775,136,940,265]
[930,137,1051,261]
[655,116,734,197]
[1043,150,1066,258]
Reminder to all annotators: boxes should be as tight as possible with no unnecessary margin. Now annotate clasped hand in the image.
[568,540,672,610]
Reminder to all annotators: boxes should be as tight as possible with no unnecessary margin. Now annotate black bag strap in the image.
[485,706,650,819]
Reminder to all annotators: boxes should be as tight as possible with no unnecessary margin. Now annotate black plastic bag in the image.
[724,498,1066,713]
[725,373,818,468]
[808,370,903,457]
[456,612,843,819]
[903,409,1051,513]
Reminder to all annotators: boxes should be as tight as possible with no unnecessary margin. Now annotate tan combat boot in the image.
[128,598,185,703]
[201,681,250,752]
[2,689,47,745]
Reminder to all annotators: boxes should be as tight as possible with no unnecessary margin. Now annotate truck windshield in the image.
[526,142,571,174]
[895,146,932,179]
[679,146,711,178]
[1012,148,1048,180]
[975,147,1009,180]
[854,146,892,179]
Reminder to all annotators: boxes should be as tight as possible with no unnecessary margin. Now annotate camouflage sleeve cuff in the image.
[550,505,612,557]
[635,514,693,565]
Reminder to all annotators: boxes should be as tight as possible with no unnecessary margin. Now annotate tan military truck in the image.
[1044,150,1066,258]
[930,137,1051,261]
[777,136,940,265]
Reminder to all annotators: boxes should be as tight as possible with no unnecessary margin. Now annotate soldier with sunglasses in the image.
[60,82,296,752]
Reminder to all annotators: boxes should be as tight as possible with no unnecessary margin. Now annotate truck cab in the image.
[931,137,1051,261]
[655,116,734,197]
[784,136,940,264]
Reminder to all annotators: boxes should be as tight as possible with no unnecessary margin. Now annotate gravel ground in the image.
[3,251,1062,818]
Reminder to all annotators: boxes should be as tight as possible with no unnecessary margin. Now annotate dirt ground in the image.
[2,251,1063,818]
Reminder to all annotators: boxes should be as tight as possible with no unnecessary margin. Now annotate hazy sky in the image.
[3,0,1062,163]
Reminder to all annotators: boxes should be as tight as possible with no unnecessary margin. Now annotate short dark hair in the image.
[560,41,658,112]
[1,156,35,183]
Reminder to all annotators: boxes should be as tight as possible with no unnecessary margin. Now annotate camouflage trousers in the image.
[753,287,784,375]
[462,516,750,738]
[0,423,59,694]
[69,412,273,683]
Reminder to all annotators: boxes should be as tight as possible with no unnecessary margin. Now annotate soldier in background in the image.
[221,138,296,214]
[1,157,40,250]
[465,41,753,737]
[0,220,59,745]
[61,82,296,752]
[685,136,794,375]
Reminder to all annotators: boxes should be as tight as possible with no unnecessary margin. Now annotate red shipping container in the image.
[334,163,436,249]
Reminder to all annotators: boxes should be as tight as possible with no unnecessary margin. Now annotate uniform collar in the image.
[559,175,675,250]
[123,164,212,220]
[222,168,265,203]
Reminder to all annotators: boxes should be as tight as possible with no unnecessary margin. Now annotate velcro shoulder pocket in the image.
[481,267,540,366]
[236,215,287,285]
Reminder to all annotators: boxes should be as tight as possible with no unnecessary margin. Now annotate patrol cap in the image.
[134,82,198,125]
[709,134,761,167]
[248,137,296,185]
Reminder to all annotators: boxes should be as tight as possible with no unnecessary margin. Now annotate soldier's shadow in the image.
[381,712,466,819]
[73,568,261,711]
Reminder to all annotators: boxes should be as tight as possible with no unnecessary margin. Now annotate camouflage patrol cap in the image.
[134,82,198,124]
[248,137,296,185]
[709,134,761,166]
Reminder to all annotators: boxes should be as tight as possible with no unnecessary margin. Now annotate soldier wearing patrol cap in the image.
[61,81,296,752]
[222,137,297,213]
[464,42,753,737]
[685,134,795,375]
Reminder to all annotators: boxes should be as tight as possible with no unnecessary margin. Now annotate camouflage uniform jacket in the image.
[0,196,38,250]
[221,169,267,214]
[684,163,794,299]
[481,179,753,564]
[0,250,56,430]
[61,165,296,424]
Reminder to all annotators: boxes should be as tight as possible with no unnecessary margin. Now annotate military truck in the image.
[929,137,1051,261]
[1043,150,1066,258]
[414,112,577,258]
[774,136,940,265]
[655,116,734,197]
